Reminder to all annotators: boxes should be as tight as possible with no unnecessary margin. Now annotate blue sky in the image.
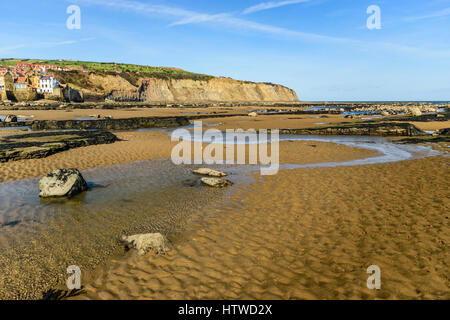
[0,0,449,101]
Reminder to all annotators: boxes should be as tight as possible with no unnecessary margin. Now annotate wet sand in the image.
[2,107,448,132]
[78,152,449,300]
[0,129,378,183]
[0,112,449,300]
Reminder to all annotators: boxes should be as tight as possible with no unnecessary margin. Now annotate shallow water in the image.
[73,117,99,121]
[183,133,442,169]
[0,116,30,122]
[0,133,442,299]
[343,111,379,115]
[0,126,31,131]
[0,159,254,299]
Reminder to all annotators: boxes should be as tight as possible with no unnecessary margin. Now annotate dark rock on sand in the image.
[120,233,170,255]
[437,128,450,136]
[270,122,426,137]
[4,115,18,123]
[0,130,118,162]
[201,177,233,188]
[193,168,228,177]
[39,169,88,198]
[384,110,450,122]
[0,116,190,131]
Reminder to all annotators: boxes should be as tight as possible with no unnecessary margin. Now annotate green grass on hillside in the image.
[0,58,214,81]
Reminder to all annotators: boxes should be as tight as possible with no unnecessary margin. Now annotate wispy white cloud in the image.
[38,37,95,47]
[70,0,450,58]
[72,0,197,19]
[0,38,95,53]
[0,44,26,53]
[73,0,351,44]
[405,7,450,21]
[242,0,310,15]
[169,13,232,27]
[40,40,78,46]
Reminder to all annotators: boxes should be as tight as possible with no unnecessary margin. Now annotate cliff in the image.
[100,77,298,103]
[1,59,299,103]
[55,70,299,103]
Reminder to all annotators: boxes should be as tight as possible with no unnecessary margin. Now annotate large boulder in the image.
[4,115,18,123]
[409,107,422,117]
[193,168,227,177]
[437,128,450,135]
[201,177,233,188]
[39,169,88,198]
[121,233,170,255]
[63,86,84,103]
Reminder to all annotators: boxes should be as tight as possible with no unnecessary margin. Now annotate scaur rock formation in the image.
[39,169,88,198]
[4,115,18,123]
[193,168,228,177]
[121,233,170,255]
[201,177,233,188]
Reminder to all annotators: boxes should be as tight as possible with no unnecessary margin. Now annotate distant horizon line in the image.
[301,100,450,103]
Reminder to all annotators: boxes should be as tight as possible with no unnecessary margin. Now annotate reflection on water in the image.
[183,133,442,168]
[0,159,253,299]
[73,117,99,121]
[0,126,31,131]
[0,133,442,299]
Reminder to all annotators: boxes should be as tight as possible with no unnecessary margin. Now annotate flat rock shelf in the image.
[0,130,118,162]
[268,122,427,137]
[0,116,190,131]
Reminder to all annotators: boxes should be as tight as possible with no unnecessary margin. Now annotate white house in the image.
[0,70,8,90]
[38,76,59,94]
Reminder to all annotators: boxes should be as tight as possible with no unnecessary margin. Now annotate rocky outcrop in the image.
[4,115,17,123]
[437,128,450,135]
[106,77,299,103]
[201,177,233,188]
[0,130,118,162]
[193,168,228,177]
[63,86,84,103]
[0,116,190,131]
[271,122,427,137]
[121,233,170,255]
[39,169,88,198]
[385,111,450,122]
[409,107,423,116]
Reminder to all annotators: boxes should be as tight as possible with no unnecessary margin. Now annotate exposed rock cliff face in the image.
[63,86,84,102]
[102,77,298,103]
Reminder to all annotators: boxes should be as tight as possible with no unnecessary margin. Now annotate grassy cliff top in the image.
[0,58,214,81]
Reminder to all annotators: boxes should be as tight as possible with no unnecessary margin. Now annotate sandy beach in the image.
[3,0,450,304]
[78,154,450,300]
[0,108,449,300]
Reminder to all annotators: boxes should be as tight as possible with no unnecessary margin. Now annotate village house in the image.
[0,70,17,100]
[38,75,59,94]
[0,61,81,100]
[14,76,29,90]
[0,69,7,91]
